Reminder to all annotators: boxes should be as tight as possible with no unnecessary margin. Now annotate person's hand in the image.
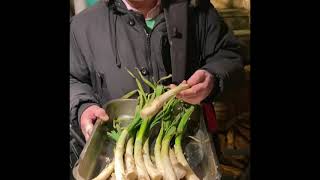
[80,105,109,141]
[170,70,214,104]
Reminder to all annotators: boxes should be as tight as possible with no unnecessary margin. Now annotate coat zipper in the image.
[145,31,153,76]
[144,20,163,77]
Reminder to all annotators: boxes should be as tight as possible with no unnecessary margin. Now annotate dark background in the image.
[0,1,319,179]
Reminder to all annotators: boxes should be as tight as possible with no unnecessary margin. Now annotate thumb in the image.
[94,108,109,122]
[169,84,177,89]
[187,70,206,86]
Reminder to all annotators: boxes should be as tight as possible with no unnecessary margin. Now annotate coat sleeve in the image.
[70,23,100,125]
[200,5,245,102]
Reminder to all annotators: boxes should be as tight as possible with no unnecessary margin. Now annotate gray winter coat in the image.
[70,0,243,125]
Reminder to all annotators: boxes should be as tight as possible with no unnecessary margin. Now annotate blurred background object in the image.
[210,1,250,179]
[74,0,87,14]
[70,0,75,17]
[211,0,250,11]
[72,0,100,15]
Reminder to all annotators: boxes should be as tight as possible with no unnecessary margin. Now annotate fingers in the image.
[81,118,94,141]
[80,105,109,142]
[187,70,206,86]
[169,80,186,87]
[179,70,207,97]
[179,83,205,97]
[168,70,214,104]
[170,80,207,101]
[94,108,109,121]
[83,122,93,141]
[172,70,214,104]
[178,84,207,104]
[169,82,185,98]
[169,84,177,89]
[179,96,202,105]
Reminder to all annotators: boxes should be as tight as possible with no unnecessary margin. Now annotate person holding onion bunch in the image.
[70,0,244,141]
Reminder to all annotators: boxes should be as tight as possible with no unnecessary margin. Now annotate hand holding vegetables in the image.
[140,82,190,119]
[93,69,201,180]
[80,105,109,141]
[171,69,214,105]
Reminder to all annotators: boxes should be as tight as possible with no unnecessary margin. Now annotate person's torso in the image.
[71,0,203,104]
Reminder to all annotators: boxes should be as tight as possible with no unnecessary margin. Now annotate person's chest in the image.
[80,11,172,101]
